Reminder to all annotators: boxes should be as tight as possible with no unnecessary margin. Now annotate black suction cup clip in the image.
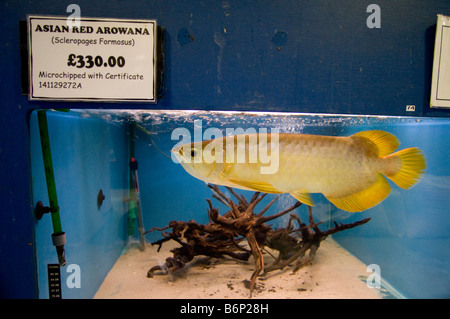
[35,200,56,220]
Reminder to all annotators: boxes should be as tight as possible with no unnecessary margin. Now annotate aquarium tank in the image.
[29,109,450,299]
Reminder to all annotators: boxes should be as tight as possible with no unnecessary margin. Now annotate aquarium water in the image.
[29,109,450,299]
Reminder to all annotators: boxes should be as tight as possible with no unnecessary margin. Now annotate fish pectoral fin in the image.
[325,174,391,212]
[289,191,315,206]
[228,178,283,194]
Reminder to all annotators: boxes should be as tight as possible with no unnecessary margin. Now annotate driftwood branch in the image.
[146,184,371,297]
[264,206,371,274]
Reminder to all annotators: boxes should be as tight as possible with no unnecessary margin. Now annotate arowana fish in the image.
[171,130,426,212]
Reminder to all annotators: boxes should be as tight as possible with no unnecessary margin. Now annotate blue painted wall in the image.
[1,0,450,298]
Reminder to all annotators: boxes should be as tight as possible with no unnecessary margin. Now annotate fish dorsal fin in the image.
[351,130,399,156]
[289,191,315,206]
[228,178,283,194]
[325,174,391,212]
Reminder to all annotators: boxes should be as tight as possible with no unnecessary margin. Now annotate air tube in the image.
[37,110,66,266]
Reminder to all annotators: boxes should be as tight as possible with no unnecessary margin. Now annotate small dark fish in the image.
[97,189,105,209]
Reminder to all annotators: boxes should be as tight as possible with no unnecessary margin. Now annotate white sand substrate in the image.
[94,237,381,299]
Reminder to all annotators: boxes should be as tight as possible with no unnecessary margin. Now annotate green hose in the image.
[37,110,65,266]
[37,111,62,233]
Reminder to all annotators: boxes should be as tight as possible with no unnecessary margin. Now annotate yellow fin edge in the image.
[385,147,426,189]
[325,174,391,212]
[228,178,283,194]
[352,130,400,156]
[289,191,315,206]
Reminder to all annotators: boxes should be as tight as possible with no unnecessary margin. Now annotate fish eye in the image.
[190,149,198,158]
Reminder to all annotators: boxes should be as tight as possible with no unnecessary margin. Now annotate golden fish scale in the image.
[221,134,385,197]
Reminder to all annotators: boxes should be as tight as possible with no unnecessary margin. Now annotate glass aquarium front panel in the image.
[30,110,450,299]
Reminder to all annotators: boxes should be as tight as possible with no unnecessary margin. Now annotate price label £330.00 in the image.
[67,54,126,69]
[28,16,157,102]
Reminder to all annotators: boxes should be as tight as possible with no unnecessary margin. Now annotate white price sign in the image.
[28,15,157,102]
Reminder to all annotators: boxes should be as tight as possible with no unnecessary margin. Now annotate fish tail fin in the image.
[383,147,426,189]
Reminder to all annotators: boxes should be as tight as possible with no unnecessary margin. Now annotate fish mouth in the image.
[170,146,184,155]
[171,147,198,170]
[171,146,215,179]
[170,147,185,163]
